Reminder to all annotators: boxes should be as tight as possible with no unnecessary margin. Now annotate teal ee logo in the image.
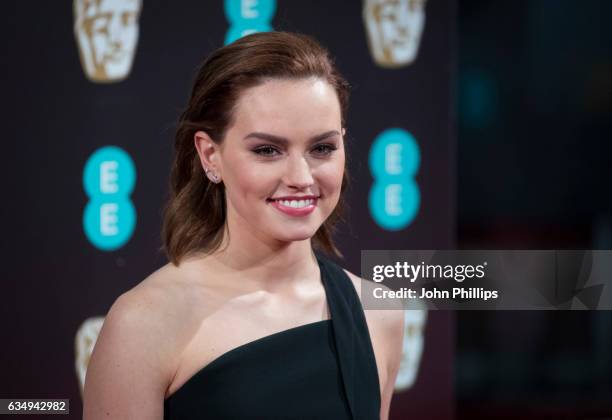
[369,128,421,231]
[83,146,136,251]
[224,0,276,45]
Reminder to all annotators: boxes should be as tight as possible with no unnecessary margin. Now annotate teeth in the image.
[277,199,314,208]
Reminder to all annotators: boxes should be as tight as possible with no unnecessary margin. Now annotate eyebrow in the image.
[243,130,341,145]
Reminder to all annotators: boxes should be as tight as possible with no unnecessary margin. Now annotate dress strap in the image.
[316,253,381,420]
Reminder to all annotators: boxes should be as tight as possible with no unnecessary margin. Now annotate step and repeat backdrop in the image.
[5,0,455,418]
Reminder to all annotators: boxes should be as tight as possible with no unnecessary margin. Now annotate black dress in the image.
[163,253,381,419]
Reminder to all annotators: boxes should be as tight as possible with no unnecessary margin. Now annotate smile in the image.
[267,197,318,217]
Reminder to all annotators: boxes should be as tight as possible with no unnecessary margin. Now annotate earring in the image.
[205,168,221,184]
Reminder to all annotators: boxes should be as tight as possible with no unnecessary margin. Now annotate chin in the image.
[272,226,319,243]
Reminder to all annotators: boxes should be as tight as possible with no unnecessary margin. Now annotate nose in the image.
[283,155,314,190]
[108,15,123,45]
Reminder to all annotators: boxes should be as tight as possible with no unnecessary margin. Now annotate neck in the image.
[194,211,321,292]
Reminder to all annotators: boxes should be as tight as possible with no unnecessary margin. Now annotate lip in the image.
[268,195,319,201]
[267,196,319,217]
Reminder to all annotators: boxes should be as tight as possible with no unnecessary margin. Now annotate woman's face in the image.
[208,77,345,245]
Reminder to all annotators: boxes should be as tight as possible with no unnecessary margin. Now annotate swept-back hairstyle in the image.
[162,31,350,265]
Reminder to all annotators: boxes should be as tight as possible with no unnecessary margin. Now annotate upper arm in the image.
[377,307,404,420]
[82,291,173,420]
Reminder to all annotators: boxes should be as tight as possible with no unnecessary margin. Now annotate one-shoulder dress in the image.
[163,253,381,419]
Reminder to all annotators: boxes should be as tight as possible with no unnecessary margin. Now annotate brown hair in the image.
[161,31,351,265]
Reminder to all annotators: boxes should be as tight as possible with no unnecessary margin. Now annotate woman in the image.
[83,31,404,420]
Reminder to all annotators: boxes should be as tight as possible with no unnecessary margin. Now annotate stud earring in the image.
[205,168,221,184]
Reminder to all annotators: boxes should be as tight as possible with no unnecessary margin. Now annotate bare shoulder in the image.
[120,263,198,331]
[83,263,196,419]
[104,263,196,356]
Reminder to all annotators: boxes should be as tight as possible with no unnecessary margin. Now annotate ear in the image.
[341,127,346,137]
[194,131,221,174]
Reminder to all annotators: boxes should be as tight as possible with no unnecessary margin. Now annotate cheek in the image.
[317,157,345,195]
[222,156,272,199]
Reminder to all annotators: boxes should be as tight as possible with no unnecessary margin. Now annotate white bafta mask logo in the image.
[75,316,105,396]
[395,309,427,391]
[363,0,427,68]
[73,0,142,83]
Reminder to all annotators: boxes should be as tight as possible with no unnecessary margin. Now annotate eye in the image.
[252,145,281,157]
[122,12,137,26]
[92,17,109,34]
[311,143,337,156]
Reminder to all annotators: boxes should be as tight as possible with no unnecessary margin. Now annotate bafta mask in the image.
[363,0,427,68]
[73,0,142,83]
[395,309,427,391]
[75,316,105,395]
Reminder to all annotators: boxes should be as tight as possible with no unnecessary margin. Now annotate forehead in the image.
[376,0,424,12]
[95,0,140,13]
[375,0,404,10]
[230,78,342,134]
